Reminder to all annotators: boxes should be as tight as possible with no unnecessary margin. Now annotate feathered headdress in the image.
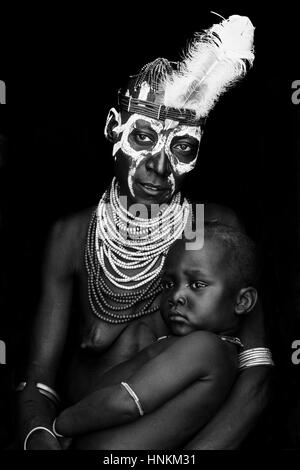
[119,14,255,125]
[162,14,255,118]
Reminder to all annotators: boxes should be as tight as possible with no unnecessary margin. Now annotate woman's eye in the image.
[173,143,192,152]
[190,281,207,289]
[135,133,153,143]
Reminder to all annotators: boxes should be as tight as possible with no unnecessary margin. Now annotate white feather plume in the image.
[162,15,255,118]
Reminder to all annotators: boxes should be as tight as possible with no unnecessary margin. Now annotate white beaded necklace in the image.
[95,178,190,290]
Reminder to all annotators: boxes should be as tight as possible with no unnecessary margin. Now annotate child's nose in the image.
[168,289,187,306]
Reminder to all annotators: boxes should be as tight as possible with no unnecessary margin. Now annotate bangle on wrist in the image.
[15,381,61,408]
[238,347,274,371]
[121,381,144,416]
[24,426,57,450]
[36,383,61,408]
[52,418,65,438]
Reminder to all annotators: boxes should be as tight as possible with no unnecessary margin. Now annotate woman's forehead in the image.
[129,114,201,138]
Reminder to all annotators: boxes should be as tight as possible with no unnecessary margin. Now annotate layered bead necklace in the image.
[85,177,190,323]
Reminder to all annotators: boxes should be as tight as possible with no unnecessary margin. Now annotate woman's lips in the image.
[138,182,169,195]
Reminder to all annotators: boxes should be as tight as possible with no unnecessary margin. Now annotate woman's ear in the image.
[104,108,121,143]
[234,287,258,315]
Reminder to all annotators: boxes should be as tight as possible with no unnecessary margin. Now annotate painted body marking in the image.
[165,125,201,175]
[105,109,202,197]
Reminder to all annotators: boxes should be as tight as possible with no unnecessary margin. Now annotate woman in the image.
[17,14,273,450]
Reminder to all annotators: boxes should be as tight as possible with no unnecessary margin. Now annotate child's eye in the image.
[190,281,207,290]
[162,280,175,290]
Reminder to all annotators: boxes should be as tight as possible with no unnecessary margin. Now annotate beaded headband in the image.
[118,59,206,127]
[118,92,206,127]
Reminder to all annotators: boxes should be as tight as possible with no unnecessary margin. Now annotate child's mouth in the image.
[168,310,188,323]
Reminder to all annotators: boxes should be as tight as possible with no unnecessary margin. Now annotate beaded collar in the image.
[85,178,190,323]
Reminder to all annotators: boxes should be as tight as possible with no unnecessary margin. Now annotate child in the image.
[53,222,259,449]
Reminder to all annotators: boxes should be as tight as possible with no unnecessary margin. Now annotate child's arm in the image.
[55,331,237,437]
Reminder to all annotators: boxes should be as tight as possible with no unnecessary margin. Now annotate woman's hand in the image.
[25,429,62,450]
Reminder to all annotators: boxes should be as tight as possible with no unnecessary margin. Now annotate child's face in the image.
[161,237,239,336]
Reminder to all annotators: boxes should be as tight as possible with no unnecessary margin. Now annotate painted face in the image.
[105,108,202,205]
[160,237,239,336]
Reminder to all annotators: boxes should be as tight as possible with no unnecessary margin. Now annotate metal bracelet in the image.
[36,383,61,407]
[15,381,61,408]
[121,381,144,416]
[24,426,57,450]
[52,417,64,438]
[238,347,274,371]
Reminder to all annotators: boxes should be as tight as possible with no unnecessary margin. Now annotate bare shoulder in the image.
[174,330,224,354]
[44,206,96,273]
[172,331,237,376]
[51,206,95,241]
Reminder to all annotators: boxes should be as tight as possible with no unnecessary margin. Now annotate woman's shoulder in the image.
[49,206,96,246]
[44,206,96,271]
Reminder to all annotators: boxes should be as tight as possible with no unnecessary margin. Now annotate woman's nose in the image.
[146,147,171,177]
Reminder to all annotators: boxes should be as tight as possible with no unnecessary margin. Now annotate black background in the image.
[1,2,300,450]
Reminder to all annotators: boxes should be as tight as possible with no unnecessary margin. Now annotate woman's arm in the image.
[184,366,270,449]
[17,218,75,450]
[55,331,237,437]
